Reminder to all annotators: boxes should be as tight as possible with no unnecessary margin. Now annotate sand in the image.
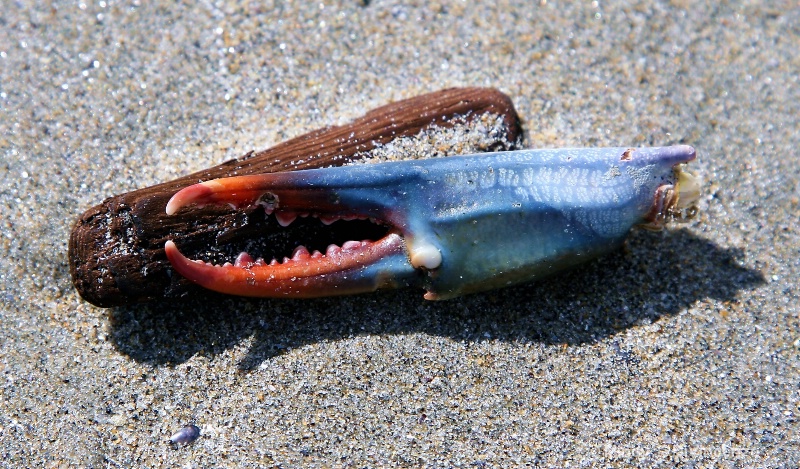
[1,1,798,466]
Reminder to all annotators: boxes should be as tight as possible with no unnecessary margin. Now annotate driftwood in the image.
[69,88,522,307]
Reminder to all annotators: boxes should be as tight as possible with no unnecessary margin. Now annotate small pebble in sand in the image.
[169,424,201,446]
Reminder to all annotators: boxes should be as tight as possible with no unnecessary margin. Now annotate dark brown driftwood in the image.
[69,88,522,307]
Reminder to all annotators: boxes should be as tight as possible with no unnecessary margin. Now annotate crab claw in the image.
[165,145,699,300]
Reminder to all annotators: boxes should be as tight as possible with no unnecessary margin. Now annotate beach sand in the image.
[1,1,798,466]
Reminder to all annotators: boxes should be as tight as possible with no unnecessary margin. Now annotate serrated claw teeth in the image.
[291,245,310,260]
[235,252,254,267]
[275,212,297,227]
[342,240,362,251]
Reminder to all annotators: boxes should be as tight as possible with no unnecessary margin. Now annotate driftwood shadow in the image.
[108,229,764,369]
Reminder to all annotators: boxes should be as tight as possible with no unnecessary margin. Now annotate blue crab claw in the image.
[165,145,699,300]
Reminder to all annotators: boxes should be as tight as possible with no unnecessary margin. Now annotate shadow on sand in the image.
[108,229,764,370]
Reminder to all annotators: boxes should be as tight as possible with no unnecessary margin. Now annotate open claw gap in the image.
[174,209,392,269]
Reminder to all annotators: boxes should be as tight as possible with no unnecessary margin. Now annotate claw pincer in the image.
[165,145,699,300]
